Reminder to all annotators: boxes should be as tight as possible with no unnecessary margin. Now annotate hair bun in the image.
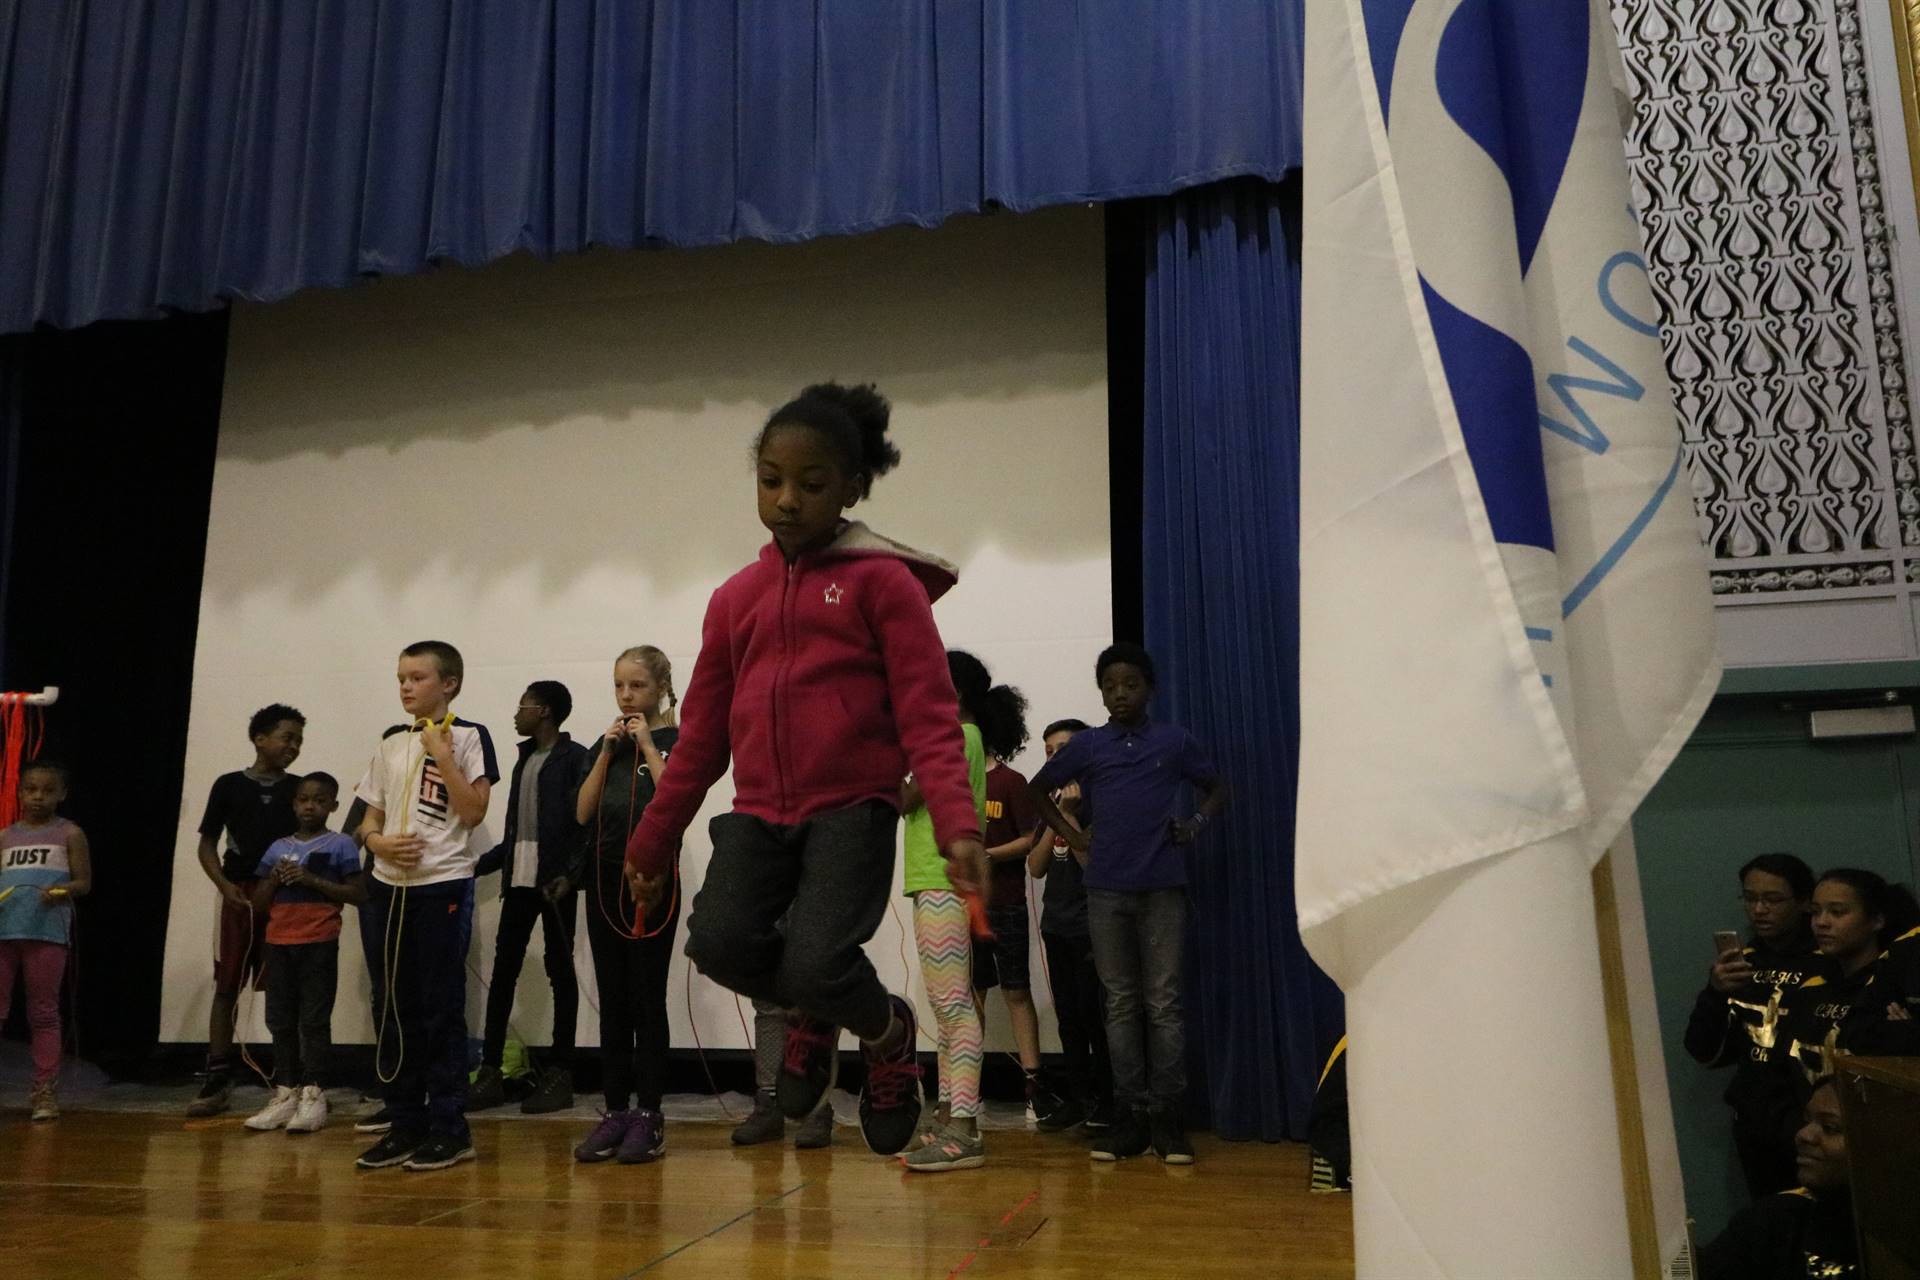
[799,381,900,480]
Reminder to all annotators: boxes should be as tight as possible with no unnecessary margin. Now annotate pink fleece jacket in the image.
[624,522,981,877]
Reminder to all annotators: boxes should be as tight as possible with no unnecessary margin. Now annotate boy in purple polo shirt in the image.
[1029,642,1228,1165]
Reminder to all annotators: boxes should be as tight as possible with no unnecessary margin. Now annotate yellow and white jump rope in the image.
[0,884,64,906]
[374,711,456,1085]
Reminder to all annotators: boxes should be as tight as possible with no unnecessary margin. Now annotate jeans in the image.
[363,877,473,1142]
[481,887,579,1069]
[1086,886,1187,1111]
[1042,930,1112,1108]
[265,939,338,1086]
[684,801,898,1042]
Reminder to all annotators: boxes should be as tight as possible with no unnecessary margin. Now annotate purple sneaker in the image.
[617,1108,666,1164]
[574,1111,635,1164]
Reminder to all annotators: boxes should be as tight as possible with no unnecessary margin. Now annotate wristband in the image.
[1190,812,1209,828]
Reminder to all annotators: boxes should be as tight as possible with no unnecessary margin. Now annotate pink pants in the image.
[0,939,66,1086]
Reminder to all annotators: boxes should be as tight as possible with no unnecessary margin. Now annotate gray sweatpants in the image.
[684,800,898,1043]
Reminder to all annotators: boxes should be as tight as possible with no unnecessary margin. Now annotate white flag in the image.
[1298,1,1721,1275]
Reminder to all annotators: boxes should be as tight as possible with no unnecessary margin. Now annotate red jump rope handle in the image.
[963,887,994,942]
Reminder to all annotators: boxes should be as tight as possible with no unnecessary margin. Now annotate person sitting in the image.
[1698,1075,1857,1280]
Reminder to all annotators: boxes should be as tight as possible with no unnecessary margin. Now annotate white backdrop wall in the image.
[159,206,1112,1058]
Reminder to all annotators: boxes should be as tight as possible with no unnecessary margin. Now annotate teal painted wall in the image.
[1633,664,1920,1243]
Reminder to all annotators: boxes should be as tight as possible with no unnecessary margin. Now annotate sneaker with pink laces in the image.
[858,995,923,1156]
[776,1017,840,1120]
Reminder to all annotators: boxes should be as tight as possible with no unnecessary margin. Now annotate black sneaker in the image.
[354,1104,394,1134]
[402,1133,477,1171]
[1083,1100,1116,1133]
[1089,1108,1149,1162]
[356,1130,425,1169]
[519,1066,573,1115]
[776,1017,840,1121]
[731,1090,785,1146]
[858,996,924,1156]
[464,1065,506,1112]
[1149,1108,1195,1165]
[1035,1097,1088,1133]
[186,1073,232,1118]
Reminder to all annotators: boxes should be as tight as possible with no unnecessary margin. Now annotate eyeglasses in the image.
[1740,894,1795,908]
[516,703,546,713]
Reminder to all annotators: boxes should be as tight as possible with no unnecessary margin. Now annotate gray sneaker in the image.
[902,1121,984,1172]
[794,1103,834,1149]
[731,1090,784,1146]
[186,1073,232,1118]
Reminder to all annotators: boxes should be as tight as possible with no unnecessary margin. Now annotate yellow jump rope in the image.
[374,712,456,1085]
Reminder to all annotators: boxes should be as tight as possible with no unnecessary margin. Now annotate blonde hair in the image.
[616,645,677,722]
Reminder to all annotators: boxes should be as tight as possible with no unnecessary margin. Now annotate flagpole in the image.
[1592,848,1662,1280]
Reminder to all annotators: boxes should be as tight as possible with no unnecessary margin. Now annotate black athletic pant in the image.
[482,887,579,1070]
[1043,929,1113,1108]
[584,854,681,1112]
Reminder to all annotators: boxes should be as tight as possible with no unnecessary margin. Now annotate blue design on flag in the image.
[1562,446,1687,618]
[1419,279,1555,551]
[1433,0,1588,272]
[1363,0,1418,121]
[1363,0,1592,558]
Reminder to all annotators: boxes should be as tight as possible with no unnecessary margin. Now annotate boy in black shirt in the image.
[188,703,305,1117]
[1025,719,1112,1133]
[471,681,591,1114]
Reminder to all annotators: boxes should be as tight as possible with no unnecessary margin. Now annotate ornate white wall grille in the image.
[1614,0,1920,663]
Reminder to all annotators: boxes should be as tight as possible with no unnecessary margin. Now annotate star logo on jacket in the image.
[823,583,845,605]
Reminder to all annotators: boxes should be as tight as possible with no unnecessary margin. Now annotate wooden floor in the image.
[0,1107,1354,1279]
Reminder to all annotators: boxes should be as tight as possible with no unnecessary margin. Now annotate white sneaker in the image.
[245,1085,300,1131]
[286,1085,329,1134]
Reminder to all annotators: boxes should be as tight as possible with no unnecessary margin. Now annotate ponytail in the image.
[946,649,1029,760]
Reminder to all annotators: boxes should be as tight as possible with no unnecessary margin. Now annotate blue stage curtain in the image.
[0,0,1303,334]
[1139,178,1342,1142]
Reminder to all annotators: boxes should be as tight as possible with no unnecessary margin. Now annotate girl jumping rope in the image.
[623,382,987,1157]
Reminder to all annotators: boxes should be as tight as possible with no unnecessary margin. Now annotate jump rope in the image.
[372,710,458,1084]
[444,713,754,1121]
[590,716,751,1120]
[226,709,1038,1109]
[0,694,47,827]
